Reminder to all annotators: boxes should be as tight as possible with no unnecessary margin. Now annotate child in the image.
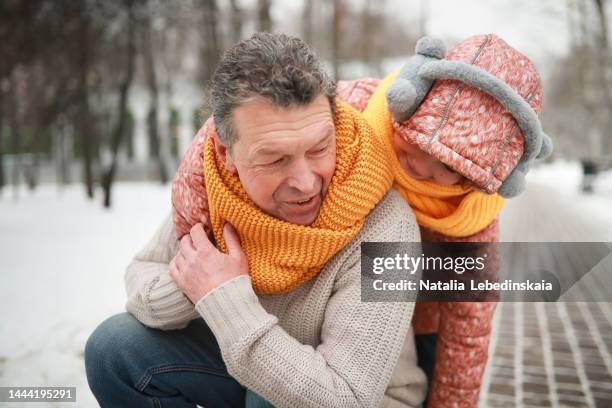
[171,34,552,408]
[340,33,552,407]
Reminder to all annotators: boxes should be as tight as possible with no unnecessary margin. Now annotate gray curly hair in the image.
[209,32,337,148]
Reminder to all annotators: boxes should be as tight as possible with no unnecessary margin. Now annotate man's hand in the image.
[170,222,249,304]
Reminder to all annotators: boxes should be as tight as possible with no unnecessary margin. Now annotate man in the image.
[85,33,426,407]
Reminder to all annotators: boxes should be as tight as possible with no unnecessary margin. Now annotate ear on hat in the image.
[498,168,526,198]
[386,78,418,123]
[415,36,447,59]
[537,133,553,159]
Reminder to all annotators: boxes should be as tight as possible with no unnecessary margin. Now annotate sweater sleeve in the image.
[195,204,423,408]
[124,213,199,330]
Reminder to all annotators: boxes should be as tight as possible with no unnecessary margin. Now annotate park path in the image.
[479,181,612,407]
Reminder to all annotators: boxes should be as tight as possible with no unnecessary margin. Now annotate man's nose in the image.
[286,158,318,193]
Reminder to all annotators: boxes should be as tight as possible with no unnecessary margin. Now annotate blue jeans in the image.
[244,390,274,408]
[84,312,246,407]
[415,333,438,406]
[245,390,275,408]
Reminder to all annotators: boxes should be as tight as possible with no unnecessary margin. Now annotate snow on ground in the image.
[526,160,612,240]
[0,161,610,407]
[1,183,171,407]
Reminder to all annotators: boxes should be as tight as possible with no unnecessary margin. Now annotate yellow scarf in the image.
[203,100,394,294]
[362,71,505,238]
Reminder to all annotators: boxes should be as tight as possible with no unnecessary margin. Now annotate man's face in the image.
[392,131,465,186]
[215,95,336,226]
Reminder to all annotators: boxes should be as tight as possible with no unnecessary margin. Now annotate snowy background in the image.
[0,183,171,407]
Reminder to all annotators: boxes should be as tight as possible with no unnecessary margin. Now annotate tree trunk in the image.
[142,11,168,184]
[229,0,242,44]
[332,0,343,81]
[24,143,39,191]
[0,88,5,194]
[101,0,136,208]
[574,0,598,157]
[125,110,134,160]
[78,10,94,198]
[199,0,220,85]
[593,0,608,48]
[169,107,180,159]
[257,0,272,32]
[361,0,371,73]
[593,0,612,156]
[56,118,71,187]
[302,0,313,45]
[9,71,21,200]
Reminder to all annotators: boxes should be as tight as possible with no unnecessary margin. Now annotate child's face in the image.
[393,131,465,185]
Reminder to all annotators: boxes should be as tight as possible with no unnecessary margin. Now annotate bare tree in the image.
[0,1,54,84]
[0,0,309,205]
[1,2,102,197]
[54,116,72,187]
[142,6,169,184]
[8,70,22,200]
[332,0,343,80]
[229,0,243,44]
[544,0,611,161]
[361,0,372,70]
[302,0,313,45]
[199,0,221,86]
[101,0,137,208]
[258,0,272,32]
[0,86,5,194]
[593,0,608,46]
[592,0,612,156]
[78,6,95,198]
[361,0,385,76]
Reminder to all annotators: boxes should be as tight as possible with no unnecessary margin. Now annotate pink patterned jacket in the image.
[337,78,499,408]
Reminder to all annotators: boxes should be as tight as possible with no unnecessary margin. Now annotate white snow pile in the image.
[1,183,171,407]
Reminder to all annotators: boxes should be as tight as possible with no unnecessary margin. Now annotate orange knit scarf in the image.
[203,100,394,294]
[363,71,505,238]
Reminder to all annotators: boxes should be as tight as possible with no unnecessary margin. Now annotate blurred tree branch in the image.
[102,0,136,208]
[258,0,272,32]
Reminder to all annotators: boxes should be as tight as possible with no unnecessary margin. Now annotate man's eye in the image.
[311,145,328,155]
[266,157,284,166]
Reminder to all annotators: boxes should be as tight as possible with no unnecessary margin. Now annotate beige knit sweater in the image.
[124,189,427,408]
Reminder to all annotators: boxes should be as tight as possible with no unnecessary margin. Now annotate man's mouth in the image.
[279,192,323,224]
[283,194,321,213]
[290,196,314,205]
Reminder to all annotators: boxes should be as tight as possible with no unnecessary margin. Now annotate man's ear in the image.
[211,132,237,173]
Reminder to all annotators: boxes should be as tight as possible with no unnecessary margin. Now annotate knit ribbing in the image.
[124,217,199,329]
